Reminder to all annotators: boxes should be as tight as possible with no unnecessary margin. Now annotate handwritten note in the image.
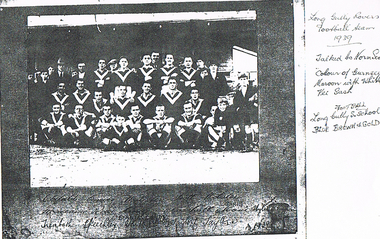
[307,10,380,134]
[24,190,296,238]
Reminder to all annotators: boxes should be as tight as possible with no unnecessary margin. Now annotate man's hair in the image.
[130,103,140,110]
[141,54,151,60]
[52,103,62,109]
[156,104,165,110]
[217,96,228,105]
[163,53,174,59]
[168,76,177,82]
[103,104,111,109]
[119,56,128,62]
[183,101,193,108]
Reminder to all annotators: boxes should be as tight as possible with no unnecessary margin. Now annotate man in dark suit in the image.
[233,73,259,150]
[51,58,74,92]
[72,61,89,86]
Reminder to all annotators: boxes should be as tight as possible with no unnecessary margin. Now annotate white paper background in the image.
[306,0,380,238]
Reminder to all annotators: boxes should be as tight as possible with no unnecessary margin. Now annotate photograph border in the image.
[1,0,306,238]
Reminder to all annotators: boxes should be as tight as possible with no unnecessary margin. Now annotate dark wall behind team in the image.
[27,20,257,71]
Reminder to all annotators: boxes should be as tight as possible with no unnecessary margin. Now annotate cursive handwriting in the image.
[41,218,74,229]
[310,102,380,133]
[41,194,80,203]
[83,217,118,233]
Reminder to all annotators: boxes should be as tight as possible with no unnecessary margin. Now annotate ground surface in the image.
[30,145,259,187]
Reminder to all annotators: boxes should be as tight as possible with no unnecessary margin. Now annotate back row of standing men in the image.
[29,52,258,150]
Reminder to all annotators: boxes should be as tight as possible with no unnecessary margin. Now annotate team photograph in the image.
[27,15,259,187]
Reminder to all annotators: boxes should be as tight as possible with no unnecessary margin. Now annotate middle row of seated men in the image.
[40,94,252,151]
[37,76,219,119]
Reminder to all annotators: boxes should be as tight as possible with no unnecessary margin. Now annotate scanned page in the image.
[1,1,304,239]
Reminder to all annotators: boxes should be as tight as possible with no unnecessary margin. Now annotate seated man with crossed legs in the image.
[206,97,232,150]
[174,102,203,149]
[64,104,95,147]
[95,104,116,148]
[143,104,174,149]
[125,104,146,150]
[40,103,68,146]
[102,114,129,151]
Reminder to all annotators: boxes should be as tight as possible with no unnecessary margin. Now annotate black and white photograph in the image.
[27,10,260,187]
[1,1,304,238]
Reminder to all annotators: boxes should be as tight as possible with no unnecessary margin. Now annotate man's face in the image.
[142,83,151,93]
[151,52,160,63]
[142,55,152,65]
[218,102,227,112]
[165,54,174,65]
[196,59,205,68]
[183,57,193,68]
[209,64,218,72]
[103,106,111,117]
[52,105,61,114]
[184,103,193,116]
[41,71,48,80]
[75,105,83,115]
[190,90,199,100]
[168,79,177,90]
[48,67,54,75]
[57,83,65,93]
[119,58,128,68]
[156,106,165,118]
[200,69,208,78]
[98,60,106,70]
[110,63,117,70]
[130,106,140,117]
[240,78,249,86]
[77,63,85,73]
[116,116,125,125]
[119,86,127,97]
[76,80,85,90]
[94,91,103,101]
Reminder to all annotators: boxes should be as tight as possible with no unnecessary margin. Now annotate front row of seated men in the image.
[40,96,258,151]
